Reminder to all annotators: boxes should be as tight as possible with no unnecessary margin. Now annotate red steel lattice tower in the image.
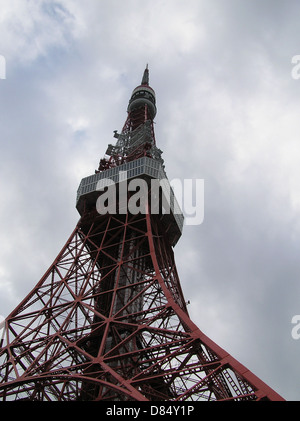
[0,67,284,401]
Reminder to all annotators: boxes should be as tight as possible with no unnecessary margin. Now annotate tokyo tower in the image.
[0,67,284,401]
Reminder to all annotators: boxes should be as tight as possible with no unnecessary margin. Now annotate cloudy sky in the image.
[1,0,300,400]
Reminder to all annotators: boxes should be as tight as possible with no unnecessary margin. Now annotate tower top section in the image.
[76,67,184,246]
[141,64,149,85]
[127,65,157,120]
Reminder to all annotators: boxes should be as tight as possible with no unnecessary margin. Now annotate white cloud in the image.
[0,0,83,64]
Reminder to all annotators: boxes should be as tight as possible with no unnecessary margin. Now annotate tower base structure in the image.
[0,208,283,401]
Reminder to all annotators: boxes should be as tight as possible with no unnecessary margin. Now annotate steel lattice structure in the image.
[0,67,284,401]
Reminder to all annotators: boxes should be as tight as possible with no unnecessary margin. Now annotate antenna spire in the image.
[141,64,149,85]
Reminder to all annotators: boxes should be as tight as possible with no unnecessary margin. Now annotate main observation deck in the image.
[76,157,184,247]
